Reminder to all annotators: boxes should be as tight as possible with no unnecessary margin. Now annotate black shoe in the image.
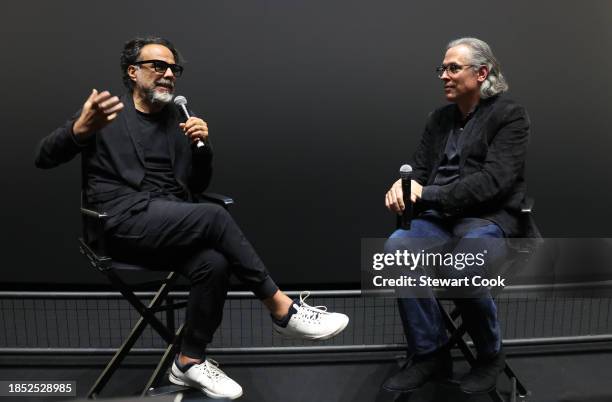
[383,348,452,392]
[459,349,506,394]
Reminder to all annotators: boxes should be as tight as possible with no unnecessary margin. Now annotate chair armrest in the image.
[198,192,235,208]
[80,206,108,255]
[79,193,234,259]
[80,207,108,220]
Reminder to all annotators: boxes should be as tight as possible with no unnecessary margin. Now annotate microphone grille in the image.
[173,95,187,106]
[399,164,412,179]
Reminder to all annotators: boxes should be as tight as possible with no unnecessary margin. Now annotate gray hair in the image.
[447,37,509,98]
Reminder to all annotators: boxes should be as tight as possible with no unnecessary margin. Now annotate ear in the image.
[476,65,489,83]
[127,65,138,84]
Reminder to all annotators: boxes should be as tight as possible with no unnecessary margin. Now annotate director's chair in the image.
[395,197,538,402]
[78,192,234,399]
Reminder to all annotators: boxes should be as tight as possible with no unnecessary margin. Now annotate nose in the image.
[163,67,175,80]
[440,69,450,81]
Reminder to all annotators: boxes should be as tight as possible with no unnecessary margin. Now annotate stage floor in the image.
[0,348,611,401]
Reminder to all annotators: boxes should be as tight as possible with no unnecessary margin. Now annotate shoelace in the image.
[196,359,227,382]
[297,291,329,321]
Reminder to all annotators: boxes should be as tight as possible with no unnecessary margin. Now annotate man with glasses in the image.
[35,36,349,400]
[382,37,530,394]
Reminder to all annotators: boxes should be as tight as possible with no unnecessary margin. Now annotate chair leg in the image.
[505,362,529,398]
[106,271,177,343]
[447,310,530,400]
[437,300,506,402]
[87,313,154,398]
[438,301,476,365]
[87,273,179,399]
[142,324,185,396]
[510,377,517,402]
[166,296,176,335]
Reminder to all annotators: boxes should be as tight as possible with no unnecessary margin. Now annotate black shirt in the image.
[136,109,186,199]
[432,106,477,187]
[421,105,494,228]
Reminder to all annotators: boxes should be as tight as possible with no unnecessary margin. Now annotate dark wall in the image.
[1,1,611,286]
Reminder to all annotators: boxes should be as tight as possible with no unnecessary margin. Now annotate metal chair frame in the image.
[397,198,537,401]
[79,192,234,399]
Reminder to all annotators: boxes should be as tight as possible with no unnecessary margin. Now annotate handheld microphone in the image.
[399,164,413,230]
[173,95,205,148]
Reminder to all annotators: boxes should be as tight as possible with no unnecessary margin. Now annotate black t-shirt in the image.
[136,109,186,199]
[421,105,493,228]
[432,106,478,187]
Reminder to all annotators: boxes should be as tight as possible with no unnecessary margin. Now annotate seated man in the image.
[35,36,349,400]
[382,37,530,394]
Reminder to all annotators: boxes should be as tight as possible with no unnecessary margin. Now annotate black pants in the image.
[108,197,279,358]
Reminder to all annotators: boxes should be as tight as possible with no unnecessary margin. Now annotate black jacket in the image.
[413,95,530,236]
[35,94,213,230]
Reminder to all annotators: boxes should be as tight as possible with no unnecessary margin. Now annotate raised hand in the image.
[73,89,124,136]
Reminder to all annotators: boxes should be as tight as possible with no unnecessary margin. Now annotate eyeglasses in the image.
[133,60,184,77]
[435,63,474,78]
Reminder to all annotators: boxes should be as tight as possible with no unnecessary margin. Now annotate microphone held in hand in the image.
[399,164,413,230]
[173,95,205,148]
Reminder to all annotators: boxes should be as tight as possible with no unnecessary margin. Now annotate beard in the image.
[143,78,175,105]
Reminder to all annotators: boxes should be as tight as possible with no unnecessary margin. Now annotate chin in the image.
[152,91,173,104]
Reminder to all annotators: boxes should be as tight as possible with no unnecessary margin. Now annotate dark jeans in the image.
[108,197,279,359]
[387,217,506,358]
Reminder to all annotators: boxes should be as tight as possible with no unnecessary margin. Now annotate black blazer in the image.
[35,94,213,230]
[413,95,530,236]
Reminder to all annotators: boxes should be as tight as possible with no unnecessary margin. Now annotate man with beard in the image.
[35,36,349,400]
[382,37,530,395]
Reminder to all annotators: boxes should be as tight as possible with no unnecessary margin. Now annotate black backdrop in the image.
[1,1,611,286]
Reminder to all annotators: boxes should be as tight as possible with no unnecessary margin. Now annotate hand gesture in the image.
[73,89,124,136]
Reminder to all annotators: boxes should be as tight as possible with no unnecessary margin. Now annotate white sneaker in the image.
[169,358,243,400]
[272,291,349,341]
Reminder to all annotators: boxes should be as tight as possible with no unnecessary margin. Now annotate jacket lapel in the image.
[426,109,454,185]
[120,94,146,167]
[458,97,496,169]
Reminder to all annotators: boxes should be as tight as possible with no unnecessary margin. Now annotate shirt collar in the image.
[454,102,480,128]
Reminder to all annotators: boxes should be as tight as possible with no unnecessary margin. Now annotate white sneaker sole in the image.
[168,371,243,400]
[273,317,349,341]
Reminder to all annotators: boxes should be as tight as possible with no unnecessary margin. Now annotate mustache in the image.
[155,79,174,89]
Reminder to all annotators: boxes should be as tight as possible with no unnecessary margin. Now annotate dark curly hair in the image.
[120,36,183,90]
